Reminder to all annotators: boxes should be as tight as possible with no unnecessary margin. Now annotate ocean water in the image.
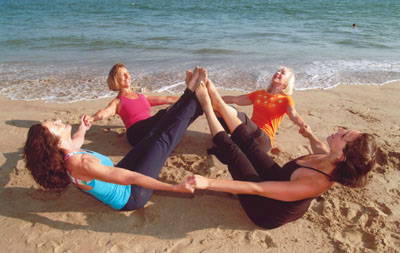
[1,0,399,102]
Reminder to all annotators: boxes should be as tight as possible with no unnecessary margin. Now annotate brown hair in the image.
[331,133,377,188]
[23,124,70,190]
[107,62,126,91]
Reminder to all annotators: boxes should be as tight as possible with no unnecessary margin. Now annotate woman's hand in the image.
[71,116,91,147]
[82,115,93,130]
[299,125,312,138]
[187,175,210,190]
[173,182,195,193]
[81,115,92,130]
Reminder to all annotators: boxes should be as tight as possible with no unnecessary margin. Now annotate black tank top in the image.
[241,157,334,229]
[289,158,334,181]
[259,156,334,182]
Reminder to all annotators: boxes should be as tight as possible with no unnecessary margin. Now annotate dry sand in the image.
[0,82,399,252]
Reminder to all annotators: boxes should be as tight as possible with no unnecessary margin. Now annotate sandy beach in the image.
[0,82,399,252]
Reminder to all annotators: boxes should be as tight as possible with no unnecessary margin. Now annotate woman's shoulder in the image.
[248,89,266,97]
[279,93,294,104]
[65,151,98,165]
[296,154,324,162]
[255,89,267,94]
[110,96,121,104]
[70,154,101,175]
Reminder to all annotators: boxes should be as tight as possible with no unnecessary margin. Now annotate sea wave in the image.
[0,59,399,103]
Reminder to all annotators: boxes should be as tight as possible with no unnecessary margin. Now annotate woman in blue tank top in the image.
[187,77,377,229]
[23,67,206,211]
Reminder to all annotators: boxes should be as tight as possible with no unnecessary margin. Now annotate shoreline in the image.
[2,80,400,105]
[0,83,399,252]
[2,61,400,103]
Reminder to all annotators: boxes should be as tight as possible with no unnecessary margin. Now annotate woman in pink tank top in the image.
[83,63,179,146]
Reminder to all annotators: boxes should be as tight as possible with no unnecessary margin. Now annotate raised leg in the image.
[206,80,242,134]
[118,67,202,210]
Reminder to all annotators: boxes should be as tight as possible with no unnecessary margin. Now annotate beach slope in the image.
[0,82,399,252]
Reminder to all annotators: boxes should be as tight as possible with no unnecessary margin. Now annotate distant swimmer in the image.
[352,23,356,28]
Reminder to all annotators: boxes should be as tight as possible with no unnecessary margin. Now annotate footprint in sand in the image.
[333,230,377,251]
[345,108,379,123]
[244,230,277,248]
[168,155,210,175]
[167,238,194,252]
[388,188,400,199]
[373,201,393,216]
[376,148,400,169]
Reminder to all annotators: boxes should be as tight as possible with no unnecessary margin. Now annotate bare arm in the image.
[83,98,119,125]
[190,175,324,201]
[145,95,179,106]
[287,105,307,128]
[299,126,329,154]
[71,155,193,193]
[71,116,91,148]
[222,94,253,106]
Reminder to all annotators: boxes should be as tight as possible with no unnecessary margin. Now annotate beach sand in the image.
[0,82,399,252]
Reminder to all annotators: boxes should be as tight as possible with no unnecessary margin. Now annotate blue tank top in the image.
[65,149,131,210]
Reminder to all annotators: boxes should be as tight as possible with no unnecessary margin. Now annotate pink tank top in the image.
[119,94,151,129]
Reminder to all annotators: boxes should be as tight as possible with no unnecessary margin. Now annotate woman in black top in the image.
[189,77,377,229]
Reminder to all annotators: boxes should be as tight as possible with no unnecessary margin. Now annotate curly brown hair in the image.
[331,133,377,188]
[107,62,126,91]
[23,124,70,190]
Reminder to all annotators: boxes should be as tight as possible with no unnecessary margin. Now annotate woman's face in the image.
[272,68,291,88]
[42,120,71,139]
[327,128,361,157]
[116,67,131,89]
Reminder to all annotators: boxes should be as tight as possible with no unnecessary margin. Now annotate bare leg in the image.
[206,80,242,133]
[195,81,224,137]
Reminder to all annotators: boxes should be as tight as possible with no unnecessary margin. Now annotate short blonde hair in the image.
[267,66,295,96]
[107,63,126,91]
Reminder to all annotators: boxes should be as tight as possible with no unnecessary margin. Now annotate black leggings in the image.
[217,110,271,152]
[212,124,300,229]
[118,89,202,211]
[213,123,280,182]
[126,109,167,147]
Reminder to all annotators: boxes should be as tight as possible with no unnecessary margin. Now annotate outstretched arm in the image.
[287,105,307,128]
[71,116,91,148]
[70,155,194,193]
[222,94,253,106]
[145,95,179,106]
[299,126,329,154]
[189,175,325,201]
[83,98,119,126]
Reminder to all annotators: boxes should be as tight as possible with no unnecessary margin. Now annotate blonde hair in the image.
[107,63,126,91]
[267,66,295,96]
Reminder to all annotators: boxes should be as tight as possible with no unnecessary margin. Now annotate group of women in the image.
[23,64,377,229]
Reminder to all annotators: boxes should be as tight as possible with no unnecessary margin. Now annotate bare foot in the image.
[195,81,212,111]
[187,66,200,91]
[206,79,224,112]
[185,70,193,85]
[195,67,208,90]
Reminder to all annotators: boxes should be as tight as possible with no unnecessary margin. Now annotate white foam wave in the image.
[153,81,185,93]
[1,60,399,102]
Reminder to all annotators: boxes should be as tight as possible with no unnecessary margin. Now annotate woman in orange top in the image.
[220,67,308,152]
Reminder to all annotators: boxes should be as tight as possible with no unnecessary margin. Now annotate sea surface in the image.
[1,0,400,102]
